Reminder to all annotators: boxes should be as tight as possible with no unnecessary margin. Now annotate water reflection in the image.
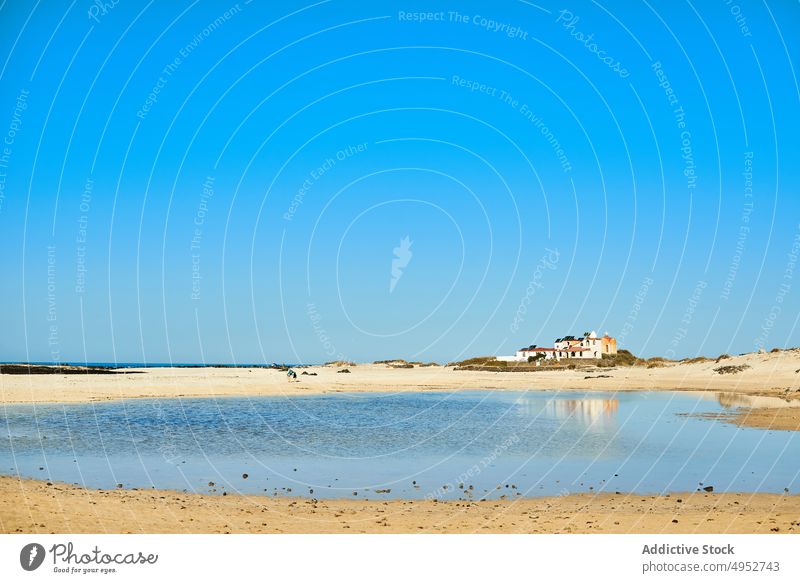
[2,392,799,499]
[544,398,619,429]
[716,392,800,410]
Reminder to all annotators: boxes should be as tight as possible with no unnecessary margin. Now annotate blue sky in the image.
[0,0,798,364]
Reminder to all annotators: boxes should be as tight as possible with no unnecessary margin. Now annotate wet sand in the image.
[696,406,800,432]
[1,476,797,534]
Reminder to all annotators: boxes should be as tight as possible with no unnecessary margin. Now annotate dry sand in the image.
[3,349,799,430]
[2,350,799,402]
[1,477,797,534]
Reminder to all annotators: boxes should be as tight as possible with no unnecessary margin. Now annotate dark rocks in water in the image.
[375,488,391,494]
[116,483,123,489]
[208,482,215,487]
[223,492,227,496]
[337,369,351,374]
[703,485,714,492]
[242,473,248,479]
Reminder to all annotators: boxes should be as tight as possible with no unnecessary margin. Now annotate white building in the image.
[497,331,617,363]
[495,345,558,362]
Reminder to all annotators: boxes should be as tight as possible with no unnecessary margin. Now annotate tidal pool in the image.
[1,390,797,499]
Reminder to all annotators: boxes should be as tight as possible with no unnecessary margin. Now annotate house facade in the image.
[497,331,617,363]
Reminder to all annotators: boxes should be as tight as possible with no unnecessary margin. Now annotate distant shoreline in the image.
[0,362,305,374]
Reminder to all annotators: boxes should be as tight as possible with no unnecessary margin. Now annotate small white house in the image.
[555,333,598,359]
[517,347,559,361]
[495,346,556,363]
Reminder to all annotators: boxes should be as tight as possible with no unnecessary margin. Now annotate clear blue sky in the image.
[0,0,798,364]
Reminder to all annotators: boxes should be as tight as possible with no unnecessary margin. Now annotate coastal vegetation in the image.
[714,364,751,375]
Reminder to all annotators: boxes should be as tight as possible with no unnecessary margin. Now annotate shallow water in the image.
[1,390,797,500]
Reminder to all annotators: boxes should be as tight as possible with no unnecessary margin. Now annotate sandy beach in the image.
[3,350,799,430]
[2,350,799,535]
[1,476,797,534]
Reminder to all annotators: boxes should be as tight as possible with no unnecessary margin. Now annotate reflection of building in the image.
[513,396,623,456]
[545,398,619,427]
[498,331,618,362]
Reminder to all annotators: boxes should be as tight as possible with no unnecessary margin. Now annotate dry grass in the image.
[680,356,713,365]
[714,364,751,375]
